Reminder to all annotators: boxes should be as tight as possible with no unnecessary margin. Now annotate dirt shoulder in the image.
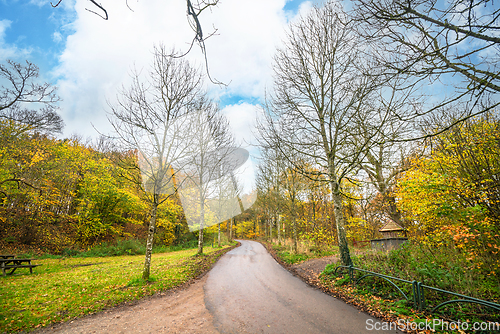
[34,275,217,334]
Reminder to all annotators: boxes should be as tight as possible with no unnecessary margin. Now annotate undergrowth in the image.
[269,238,338,264]
[320,242,500,328]
[15,238,221,259]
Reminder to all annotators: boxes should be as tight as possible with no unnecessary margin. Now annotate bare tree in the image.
[255,146,285,244]
[260,2,391,266]
[354,77,421,227]
[175,100,238,254]
[108,45,204,280]
[353,0,500,135]
[279,145,307,253]
[0,60,63,134]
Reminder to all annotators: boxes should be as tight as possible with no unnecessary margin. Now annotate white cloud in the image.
[202,0,289,98]
[0,19,31,61]
[55,0,191,136]
[52,31,63,43]
[221,102,263,147]
[54,0,306,139]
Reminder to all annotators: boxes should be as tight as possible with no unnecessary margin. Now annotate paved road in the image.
[204,240,402,334]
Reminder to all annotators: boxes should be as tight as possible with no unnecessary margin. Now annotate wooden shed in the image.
[379,221,406,238]
[370,221,408,250]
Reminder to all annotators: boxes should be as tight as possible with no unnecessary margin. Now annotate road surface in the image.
[204,240,401,334]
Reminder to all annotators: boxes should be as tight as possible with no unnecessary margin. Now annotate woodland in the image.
[1,0,499,323]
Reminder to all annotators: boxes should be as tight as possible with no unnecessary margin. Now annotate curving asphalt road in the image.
[204,240,402,334]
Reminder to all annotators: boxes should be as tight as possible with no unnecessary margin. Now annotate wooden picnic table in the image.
[0,256,39,276]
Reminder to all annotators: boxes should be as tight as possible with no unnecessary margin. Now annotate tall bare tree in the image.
[260,2,390,266]
[108,45,204,280]
[255,146,285,244]
[176,101,237,254]
[353,0,500,135]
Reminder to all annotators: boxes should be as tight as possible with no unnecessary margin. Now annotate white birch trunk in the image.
[142,201,158,280]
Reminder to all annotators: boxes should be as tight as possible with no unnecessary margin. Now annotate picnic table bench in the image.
[1,255,40,276]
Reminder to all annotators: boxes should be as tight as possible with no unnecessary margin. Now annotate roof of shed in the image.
[379,221,405,232]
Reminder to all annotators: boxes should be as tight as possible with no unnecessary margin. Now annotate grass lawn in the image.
[0,245,232,333]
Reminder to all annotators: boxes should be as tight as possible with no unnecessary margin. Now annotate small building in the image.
[370,221,408,251]
[379,221,406,238]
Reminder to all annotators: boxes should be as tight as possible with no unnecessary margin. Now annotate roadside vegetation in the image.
[268,239,338,265]
[0,243,236,333]
[323,243,499,324]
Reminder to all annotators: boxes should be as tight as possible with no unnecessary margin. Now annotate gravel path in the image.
[34,276,217,334]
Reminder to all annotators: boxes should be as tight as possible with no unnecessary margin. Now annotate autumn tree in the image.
[0,128,144,252]
[0,60,64,211]
[255,146,285,243]
[275,142,307,253]
[395,113,500,273]
[109,45,204,280]
[355,80,420,228]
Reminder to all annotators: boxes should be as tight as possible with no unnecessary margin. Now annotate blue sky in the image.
[0,1,71,74]
[0,0,319,142]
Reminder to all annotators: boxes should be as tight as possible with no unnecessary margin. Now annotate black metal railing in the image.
[332,265,500,314]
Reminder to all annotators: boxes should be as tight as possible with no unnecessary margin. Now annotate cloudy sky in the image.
[0,0,319,148]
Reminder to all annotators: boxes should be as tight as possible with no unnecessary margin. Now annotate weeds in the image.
[268,238,338,264]
[320,242,500,325]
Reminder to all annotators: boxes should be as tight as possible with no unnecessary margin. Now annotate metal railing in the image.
[332,265,500,314]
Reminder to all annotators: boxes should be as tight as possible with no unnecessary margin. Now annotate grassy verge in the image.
[0,243,237,333]
[262,239,338,265]
[267,240,499,332]
[318,243,500,332]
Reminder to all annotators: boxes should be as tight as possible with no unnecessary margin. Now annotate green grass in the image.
[319,243,500,326]
[269,240,338,265]
[14,239,211,259]
[0,245,233,333]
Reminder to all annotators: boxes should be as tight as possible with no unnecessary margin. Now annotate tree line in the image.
[252,0,499,278]
[1,0,499,280]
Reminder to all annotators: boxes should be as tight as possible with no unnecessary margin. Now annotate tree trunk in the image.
[197,202,205,254]
[293,216,297,253]
[217,222,221,247]
[331,179,352,266]
[385,194,404,227]
[269,217,273,240]
[229,218,233,241]
[142,200,158,280]
[277,214,281,245]
[264,216,267,240]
